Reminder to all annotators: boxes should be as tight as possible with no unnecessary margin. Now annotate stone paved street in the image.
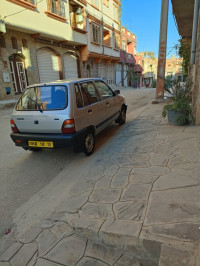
[0,94,200,265]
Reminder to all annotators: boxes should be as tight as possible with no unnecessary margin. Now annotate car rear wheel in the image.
[117,107,126,125]
[84,131,95,156]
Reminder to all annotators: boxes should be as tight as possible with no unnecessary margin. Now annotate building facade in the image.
[0,0,121,99]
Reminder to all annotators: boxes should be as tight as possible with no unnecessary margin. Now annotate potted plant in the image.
[162,79,193,125]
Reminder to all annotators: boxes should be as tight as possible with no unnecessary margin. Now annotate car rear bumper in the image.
[10,129,87,149]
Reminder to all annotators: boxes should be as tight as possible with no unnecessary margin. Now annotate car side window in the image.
[75,84,83,108]
[80,82,101,106]
[94,81,114,100]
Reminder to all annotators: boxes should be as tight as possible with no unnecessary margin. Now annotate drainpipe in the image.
[191,0,199,64]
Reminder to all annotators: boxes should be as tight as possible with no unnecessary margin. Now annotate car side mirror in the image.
[114,90,120,95]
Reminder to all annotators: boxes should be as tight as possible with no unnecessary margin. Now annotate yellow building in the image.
[0,0,121,99]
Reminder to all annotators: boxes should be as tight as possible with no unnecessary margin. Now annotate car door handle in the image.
[88,109,93,113]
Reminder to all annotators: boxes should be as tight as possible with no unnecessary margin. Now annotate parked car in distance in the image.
[10,78,127,155]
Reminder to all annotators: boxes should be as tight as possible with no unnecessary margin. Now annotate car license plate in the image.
[28,141,54,148]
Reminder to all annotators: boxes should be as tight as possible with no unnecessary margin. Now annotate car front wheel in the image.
[118,107,126,125]
[84,131,95,156]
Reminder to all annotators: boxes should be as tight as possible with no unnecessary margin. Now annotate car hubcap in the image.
[85,134,94,152]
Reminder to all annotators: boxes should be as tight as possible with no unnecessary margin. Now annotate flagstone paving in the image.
[1,103,200,265]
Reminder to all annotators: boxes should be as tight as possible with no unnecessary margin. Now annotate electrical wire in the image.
[3,0,44,20]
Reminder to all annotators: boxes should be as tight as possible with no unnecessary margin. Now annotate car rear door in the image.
[73,81,107,134]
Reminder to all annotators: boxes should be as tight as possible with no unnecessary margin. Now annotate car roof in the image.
[26,78,104,88]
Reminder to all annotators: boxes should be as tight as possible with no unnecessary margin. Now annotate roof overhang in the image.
[171,0,194,39]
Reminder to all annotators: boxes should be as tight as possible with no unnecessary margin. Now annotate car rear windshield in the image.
[16,85,67,111]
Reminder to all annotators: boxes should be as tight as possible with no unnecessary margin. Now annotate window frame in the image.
[103,28,111,47]
[113,4,119,22]
[91,22,101,45]
[94,80,114,100]
[113,33,120,50]
[45,0,67,22]
[91,0,99,9]
[6,0,36,10]
[79,81,101,106]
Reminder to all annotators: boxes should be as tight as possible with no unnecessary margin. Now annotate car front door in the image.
[94,80,121,125]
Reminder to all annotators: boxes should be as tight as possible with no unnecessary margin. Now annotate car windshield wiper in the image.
[27,96,43,113]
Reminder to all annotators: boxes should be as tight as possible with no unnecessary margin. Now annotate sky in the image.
[121,0,180,58]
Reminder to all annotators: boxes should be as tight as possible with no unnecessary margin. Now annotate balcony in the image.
[120,50,136,64]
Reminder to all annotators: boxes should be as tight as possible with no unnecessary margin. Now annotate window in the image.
[91,0,99,8]
[0,35,6,48]
[103,29,111,46]
[113,33,120,50]
[16,86,67,111]
[122,40,126,51]
[94,81,114,99]
[22,39,28,49]
[75,84,83,108]
[6,0,36,10]
[113,4,118,21]
[80,82,101,106]
[91,23,101,44]
[103,0,109,7]
[48,0,65,18]
[11,37,18,49]
[70,5,85,31]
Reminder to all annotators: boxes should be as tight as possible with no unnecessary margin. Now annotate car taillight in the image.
[10,119,19,133]
[61,119,76,134]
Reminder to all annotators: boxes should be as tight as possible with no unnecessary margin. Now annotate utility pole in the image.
[156,0,169,98]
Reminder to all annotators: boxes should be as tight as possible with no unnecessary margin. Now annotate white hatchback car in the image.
[10,78,127,155]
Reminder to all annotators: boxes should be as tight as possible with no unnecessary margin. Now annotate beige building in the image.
[165,55,182,79]
[0,0,121,99]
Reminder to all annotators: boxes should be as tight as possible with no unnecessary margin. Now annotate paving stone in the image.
[94,159,115,170]
[140,146,154,153]
[80,170,105,181]
[89,188,121,203]
[133,166,170,176]
[145,186,200,225]
[114,157,134,167]
[154,143,176,155]
[10,243,37,266]
[50,221,73,239]
[173,167,200,181]
[129,173,159,184]
[35,258,61,266]
[69,180,95,196]
[174,139,197,150]
[85,240,123,265]
[71,217,103,240]
[104,164,119,176]
[80,203,114,219]
[36,229,58,256]
[100,220,142,246]
[114,251,157,266]
[144,222,200,242]
[0,263,10,266]
[49,212,79,225]
[159,243,197,266]
[168,153,189,167]
[121,183,152,201]
[95,176,112,189]
[153,172,200,191]
[27,252,37,266]
[113,201,146,221]
[17,224,42,243]
[58,192,89,213]
[40,220,55,229]
[111,168,132,188]
[127,153,150,162]
[150,153,169,166]
[45,234,86,265]
[178,148,200,162]
[76,257,108,266]
[0,242,22,262]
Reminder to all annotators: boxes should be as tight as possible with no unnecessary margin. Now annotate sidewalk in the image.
[0,102,200,266]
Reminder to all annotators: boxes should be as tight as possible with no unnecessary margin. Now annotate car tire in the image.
[83,131,95,156]
[118,107,126,125]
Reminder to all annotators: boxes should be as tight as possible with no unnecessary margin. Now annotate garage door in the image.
[63,53,78,80]
[36,48,60,83]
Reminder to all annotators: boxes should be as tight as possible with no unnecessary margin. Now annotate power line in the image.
[3,0,44,20]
